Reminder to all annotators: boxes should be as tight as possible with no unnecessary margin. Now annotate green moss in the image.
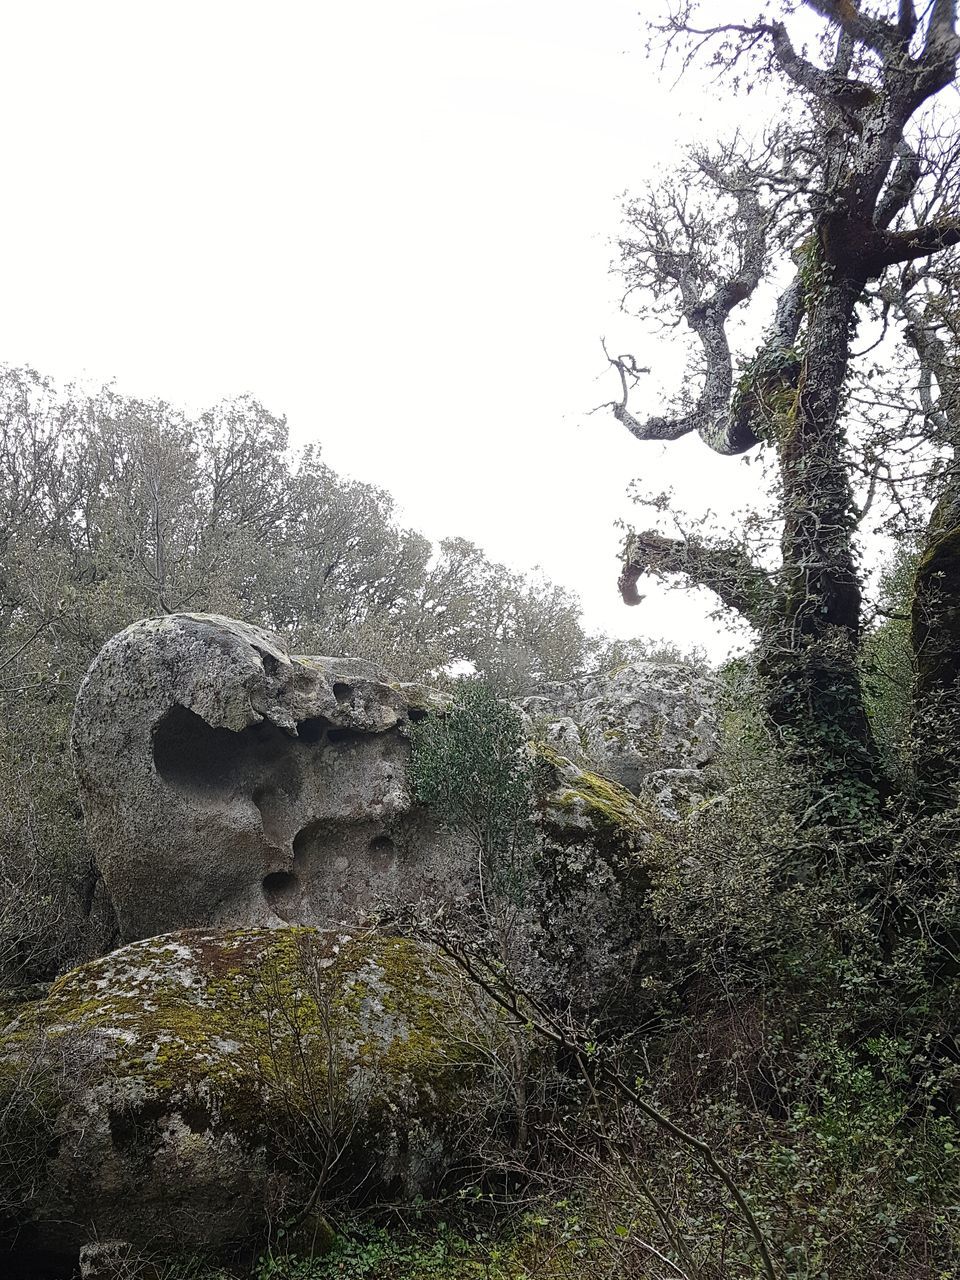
[915,520,960,580]
[1,928,475,1147]
[731,350,802,447]
[535,742,648,839]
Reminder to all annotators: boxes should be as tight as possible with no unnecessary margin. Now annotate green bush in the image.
[255,1224,480,1280]
[410,681,537,909]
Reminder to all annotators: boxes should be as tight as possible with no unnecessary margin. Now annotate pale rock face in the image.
[540,715,585,759]
[521,661,718,804]
[70,616,712,1011]
[72,614,462,942]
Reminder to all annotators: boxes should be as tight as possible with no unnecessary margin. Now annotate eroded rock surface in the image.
[72,617,703,1007]
[533,743,656,1013]
[0,928,486,1259]
[72,615,458,942]
[521,661,718,808]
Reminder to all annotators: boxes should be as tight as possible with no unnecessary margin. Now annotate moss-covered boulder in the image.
[0,927,488,1263]
[530,745,657,1015]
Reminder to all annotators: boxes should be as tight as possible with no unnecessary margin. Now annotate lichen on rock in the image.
[531,744,657,1015]
[521,660,719,806]
[0,927,486,1259]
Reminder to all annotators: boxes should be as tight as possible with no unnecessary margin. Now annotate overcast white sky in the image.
[0,1,783,658]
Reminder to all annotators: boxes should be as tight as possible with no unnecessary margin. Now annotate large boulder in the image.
[72,615,461,942]
[532,743,657,1013]
[70,615,690,1014]
[521,661,718,807]
[0,928,489,1261]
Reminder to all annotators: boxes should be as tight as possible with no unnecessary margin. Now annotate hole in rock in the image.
[262,870,299,903]
[297,716,327,745]
[332,681,353,704]
[259,651,281,679]
[154,704,296,794]
[153,704,248,790]
[408,707,428,723]
[326,725,364,746]
[368,834,396,869]
[292,822,317,859]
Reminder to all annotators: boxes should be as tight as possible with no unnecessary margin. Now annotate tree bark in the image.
[911,484,960,803]
[760,264,885,797]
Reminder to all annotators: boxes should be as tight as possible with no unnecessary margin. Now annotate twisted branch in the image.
[613,268,804,457]
[619,529,775,629]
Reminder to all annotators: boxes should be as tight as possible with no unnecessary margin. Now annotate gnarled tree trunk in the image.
[611,3,960,814]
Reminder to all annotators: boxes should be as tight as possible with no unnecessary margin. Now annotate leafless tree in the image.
[607,2,960,810]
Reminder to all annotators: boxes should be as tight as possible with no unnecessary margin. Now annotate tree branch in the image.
[914,0,960,101]
[875,143,922,229]
[891,277,958,435]
[899,0,917,38]
[803,0,900,54]
[878,219,960,265]
[613,185,777,454]
[768,21,834,95]
[926,0,958,47]
[614,271,804,457]
[669,14,882,113]
[619,529,775,628]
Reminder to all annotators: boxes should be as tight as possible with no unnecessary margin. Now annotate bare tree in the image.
[607,2,960,810]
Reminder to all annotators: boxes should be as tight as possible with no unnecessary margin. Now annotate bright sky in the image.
[0,1,782,658]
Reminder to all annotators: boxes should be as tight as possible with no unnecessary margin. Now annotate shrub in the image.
[410,681,537,911]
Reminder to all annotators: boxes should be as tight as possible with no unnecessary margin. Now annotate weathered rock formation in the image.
[533,743,657,1009]
[522,661,718,813]
[72,615,460,943]
[68,614,717,1010]
[0,928,487,1261]
[0,616,724,1272]
[73,615,701,954]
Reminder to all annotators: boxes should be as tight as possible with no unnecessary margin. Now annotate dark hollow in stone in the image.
[152,704,247,791]
[297,716,327,744]
[326,726,364,746]
[153,704,292,793]
[262,870,299,904]
[369,834,396,869]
